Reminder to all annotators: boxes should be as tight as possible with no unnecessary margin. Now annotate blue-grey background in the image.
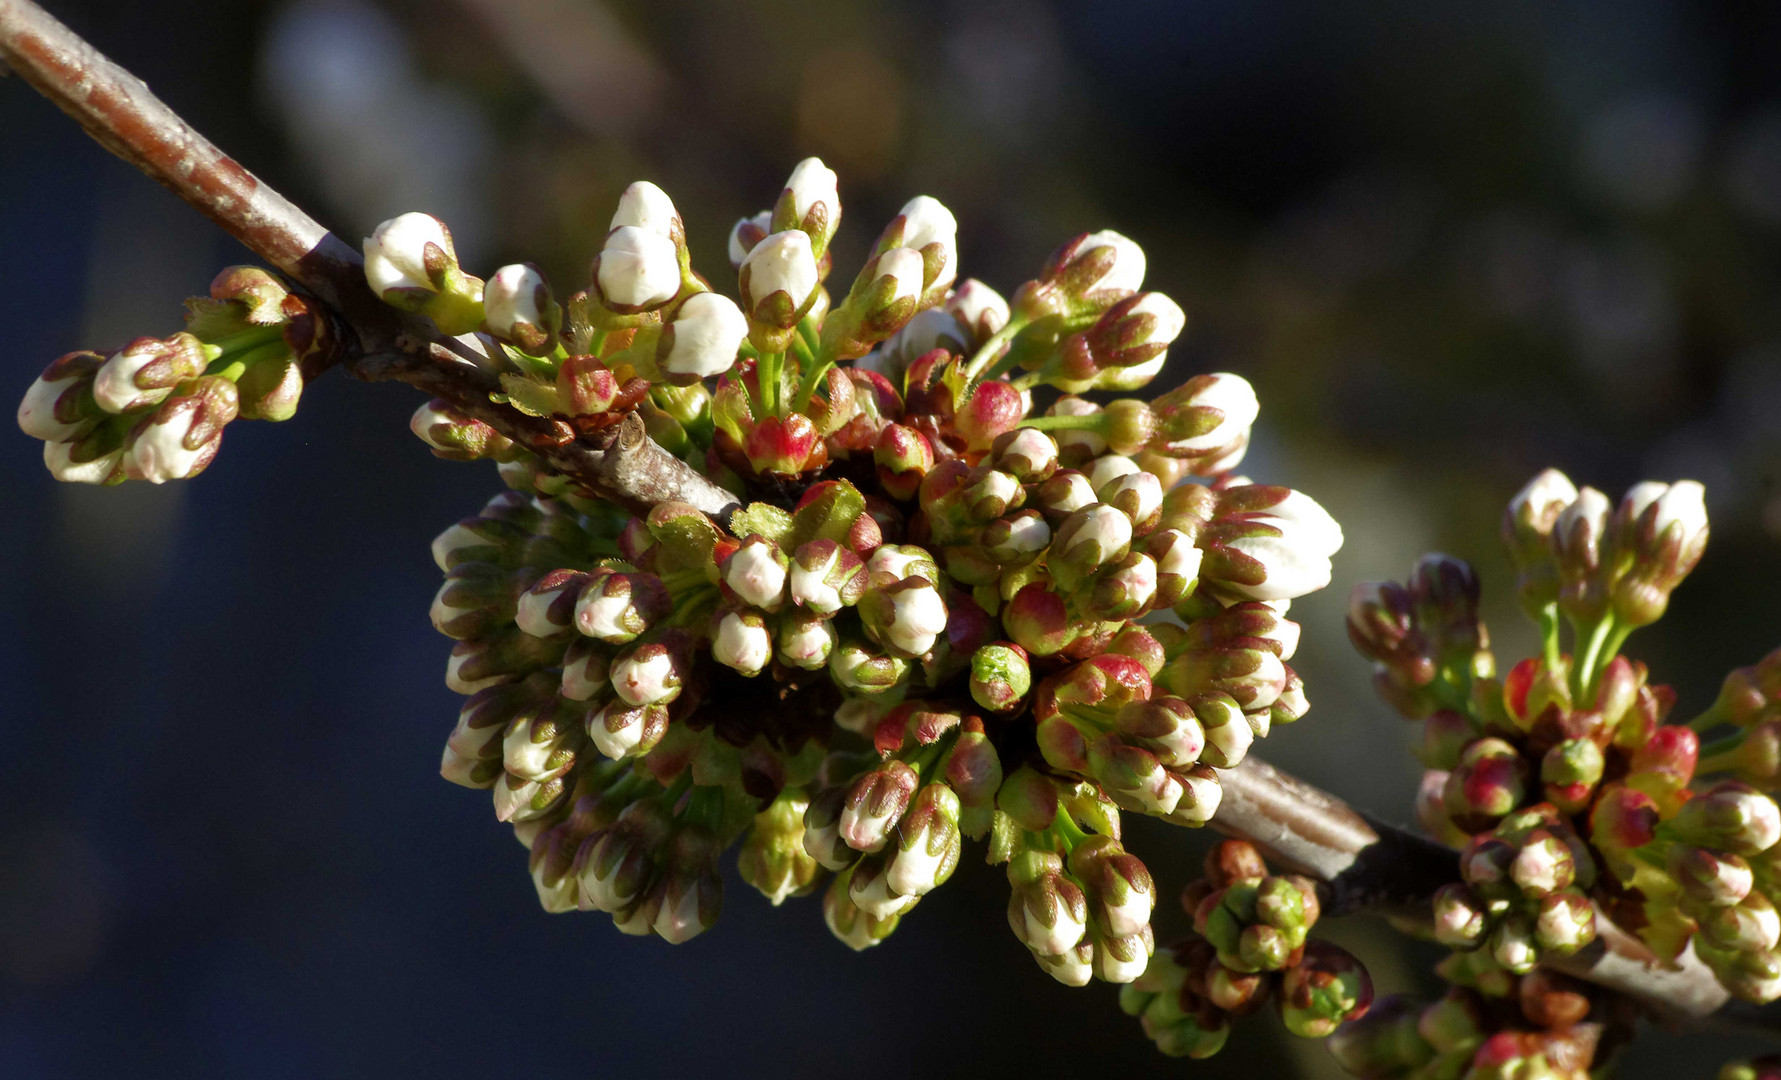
[3,0,1779,1076]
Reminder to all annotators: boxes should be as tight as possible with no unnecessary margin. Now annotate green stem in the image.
[1688,701,1731,734]
[1539,603,1563,673]
[1018,413,1109,432]
[1586,622,1635,705]
[1698,731,1748,762]
[758,350,783,416]
[1573,615,1616,705]
[960,314,1028,384]
[205,323,285,356]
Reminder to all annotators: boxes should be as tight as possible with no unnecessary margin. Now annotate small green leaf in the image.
[647,501,722,573]
[730,502,795,547]
[498,373,561,418]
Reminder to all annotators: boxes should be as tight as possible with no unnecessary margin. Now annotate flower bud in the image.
[482,263,561,355]
[1489,913,1539,974]
[363,212,485,334]
[1008,850,1089,955]
[93,333,208,413]
[727,210,772,268]
[970,642,1033,713]
[887,783,962,897]
[650,826,722,944]
[1040,229,1146,303]
[721,535,789,611]
[829,640,909,694]
[1279,941,1374,1038]
[18,351,103,441]
[595,225,682,311]
[840,760,920,853]
[775,157,841,257]
[1069,836,1156,937]
[789,540,867,614]
[1502,468,1578,615]
[574,569,672,644]
[890,194,958,293]
[1533,889,1596,954]
[739,230,820,332]
[1432,883,1490,947]
[125,375,238,483]
[1672,782,1781,855]
[1610,478,1709,627]
[947,279,1009,341]
[739,790,821,906]
[1197,487,1344,602]
[990,427,1060,484]
[712,608,773,675]
[658,291,748,382]
[585,700,670,760]
[609,633,689,706]
[610,179,681,239]
[823,867,902,950]
[577,800,672,911]
[514,568,589,637]
[1552,485,1611,622]
[1671,845,1755,907]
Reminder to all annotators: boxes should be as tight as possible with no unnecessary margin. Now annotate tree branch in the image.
[0,0,740,524]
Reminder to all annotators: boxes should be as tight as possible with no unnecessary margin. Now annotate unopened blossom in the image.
[610,180,680,238]
[659,292,748,381]
[482,263,560,355]
[596,225,681,309]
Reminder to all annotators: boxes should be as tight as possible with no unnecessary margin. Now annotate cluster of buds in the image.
[1328,969,1623,1080]
[1431,806,1598,973]
[1123,841,1372,1058]
[23,157,1353,1038]
[1350,469,1781,1007]
[17,266,334,483]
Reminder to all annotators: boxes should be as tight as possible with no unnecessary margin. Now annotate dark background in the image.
[3,1,1780,1076]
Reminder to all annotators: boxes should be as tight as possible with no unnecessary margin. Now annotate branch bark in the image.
[0,0,740,524]
[4,0,1775,1044]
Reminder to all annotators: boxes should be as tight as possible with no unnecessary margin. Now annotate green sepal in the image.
[731,502,796,547]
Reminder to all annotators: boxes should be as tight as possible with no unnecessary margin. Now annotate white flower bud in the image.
[848,861,919,919]
[445,649,506,695]
[1042,472,1098,516]
[740,230,819,313]
[42,439,121,484]
[997,513,1052,559]
[597,225,681,309]
[1155,530,1203,578]
[1023,890,1088,956]
[586,701,651,760]
[483,263,556,350]
[662,292,748,379]
[778,615,838,670]
[998,428,1058,474]
[1649,480,1708,540]
[19,365,92,439]
[364,212,454,295]
[1512,469,1580,521]
[1075,230,1146,294]
[611,648,678,705]
[729,210,773,268]
[713,610,773,675]
[502,719,567,782]
[92,337,200,414]
[1086,454,1142,490]
[1108,554,1158,610]
[724,541,789,610]
[883,579,949,657]
[1094,933,1152,984]
[609,180,678,237]
[575,590,635,642]
[871,246,928,306]
[1101,472,1163,523]
[897,195,958,289]
[946,279,1009,336]
[1166,373,1260,454]
[1037,945,1095,987]
[790,549,845,615]
[129,410,208,483]
[866,544,930,582]
[1061,505,1133,559]
[786,157,840,224]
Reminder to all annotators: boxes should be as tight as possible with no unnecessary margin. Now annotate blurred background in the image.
[3,0,1780,1075]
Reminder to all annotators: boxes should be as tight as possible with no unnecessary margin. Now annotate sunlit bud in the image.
[1501,468,1578,614]
[42,430,124,484]
[776,157,841,256]
[829,640,909,694]
[557,640,610,703]
[482,263,561,355]
[595,225,681,310]
[585,700,669,760]
[1086,453,1142,491]
[1044,229,1147,301]
[1167,763,1224,825]
[824,867,902,950]
[801,786,857,871]
[577,799,672,911]
[1008,850,1089,955]
[1508,830,1575,897]
[1533,889,1596,954]
[445,626,564,694]
[657,291,747,382]
[860,577,949,658]
[740,230,820,331]
[1151,373,1259,461]
[92,333,208,414]
[947,279,1009,342]
[1100,471,1164,530]
[502,700,580,783]
[1144,530,1203,608]
[1542,738,1605,812]
[969,642,1032,713]
[491,769,569,824]
[766,610,835,671]
[1084,552,1160,621]
[125,376,238,483]
[1701,941,1781,1005]
[362,212,486,333]
[1054,503,1134,575]
[1552,485,1611,622]
[18,351,103,441]
[873,422,935,501]
[1073,292,1185,391]
[609,634,688,706]
[1280,942,1373,1038]
[409,398,512,462]
[1110,696,1203,768]
[711,608,773,676]
[840,759,919,853]
[720,536,789,611]
[842,849,917,919]
[574,569,672,644]
[1198,487,1343,602]
[951,379,1025,453]
[1610,479,1710,627]
[1591,784,1660,849]
[1048,396,1108,462]
[1432,883,1489,947]
[1672,782,1781,855]
[865,542,937,584]
[886,783,962,898]
[1489,913,1539,974]
[727,210,773,268]
[1185,693,1249,769]
[1670,846,1755,907]
[506,569,584,639]
[1032,470,1099,524]
[861,246,926,328]
[1069,836,1156,937]
[981,510,1052,567]
[1700,892,1781,954]
[1444,738,1526,830]
[610,180,680,239]
[789,540,867,614]
[990,427,1060,484]
[891,194,959,292]
[1092,924,1154,984]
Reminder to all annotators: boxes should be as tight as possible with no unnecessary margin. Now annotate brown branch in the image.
[0,0,740,525]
